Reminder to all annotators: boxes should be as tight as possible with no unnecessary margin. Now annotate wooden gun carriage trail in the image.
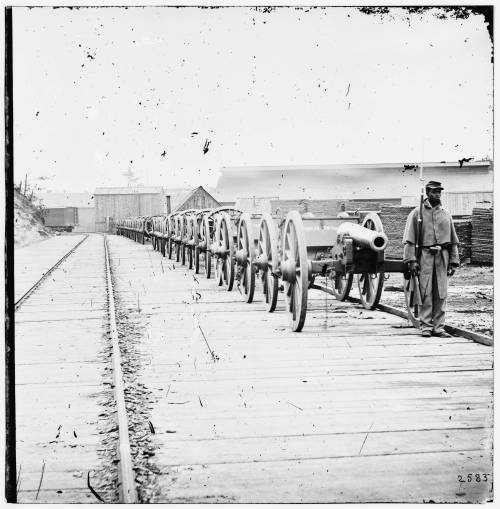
[116,207,466,335]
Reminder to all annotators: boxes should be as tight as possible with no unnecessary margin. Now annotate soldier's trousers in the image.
[419,261,447,333]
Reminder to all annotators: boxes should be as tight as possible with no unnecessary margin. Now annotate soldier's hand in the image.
[447,264,458,277]
[409,261,419,276]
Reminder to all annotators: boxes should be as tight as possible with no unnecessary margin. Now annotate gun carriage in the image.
[144,216,154,243]
[254,211,407,331]
[179,209,198,269]
[150,215,168,256]
[204,207,244,291]
[117,217,149,244]
[149,216,159,251]
[165,212,180,260]
[197,209,216,278]
[188,209,213,275]
[167,212,185,262]
[233,212,268,303]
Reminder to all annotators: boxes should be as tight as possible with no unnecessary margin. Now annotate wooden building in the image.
[216,160,493,203]
[172,186,221,212]
[94,187,166,232]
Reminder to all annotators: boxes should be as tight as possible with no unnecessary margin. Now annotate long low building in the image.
[215,160,493,204]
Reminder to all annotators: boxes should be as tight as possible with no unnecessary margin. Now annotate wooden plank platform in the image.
[15,235,114,503]
[107,235,493,503]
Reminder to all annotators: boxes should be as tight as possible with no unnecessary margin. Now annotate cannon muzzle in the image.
[336,222,388,252]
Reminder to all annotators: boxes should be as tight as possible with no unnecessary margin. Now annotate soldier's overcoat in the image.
[403,199,459,299]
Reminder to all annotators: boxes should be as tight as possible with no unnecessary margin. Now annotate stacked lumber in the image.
[471,207,493,265]
[454,218,472,262]
[270,199,342,217]
[346,199,401,212]
[269,199,402,218]
[379,206,414,259]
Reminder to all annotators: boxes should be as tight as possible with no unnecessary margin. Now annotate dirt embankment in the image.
[14,190,52,247]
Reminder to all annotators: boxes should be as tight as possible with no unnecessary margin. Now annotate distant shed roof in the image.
[94,186,164,195]
[172,186,221,212]
[220,160,492,173]
[38,192,95,208]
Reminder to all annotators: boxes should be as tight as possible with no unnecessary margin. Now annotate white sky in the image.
[13,6,493,193]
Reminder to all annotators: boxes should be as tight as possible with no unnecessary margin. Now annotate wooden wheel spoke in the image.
[289,284,295,314]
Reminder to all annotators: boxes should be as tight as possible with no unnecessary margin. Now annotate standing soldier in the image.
[403,181,460,337]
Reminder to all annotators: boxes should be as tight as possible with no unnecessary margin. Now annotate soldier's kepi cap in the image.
[425,180,444,190]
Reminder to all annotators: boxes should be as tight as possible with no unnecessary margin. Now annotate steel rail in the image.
[372,300,493,347]
[103,235,138,503]
[311,282,492,347]
[14,235,89,311]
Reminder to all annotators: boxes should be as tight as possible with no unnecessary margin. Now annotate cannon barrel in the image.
[336,222,388,252]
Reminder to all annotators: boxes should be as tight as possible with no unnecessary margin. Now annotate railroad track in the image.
[15,235,89,311]
[14,234,139,502]
[103,235,137,503]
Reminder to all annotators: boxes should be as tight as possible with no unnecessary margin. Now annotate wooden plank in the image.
[142,361,493,381]
[148,412,492,442]
[154,427,491,467]
[17,488,110,504]
[159,450,492,503]
[17,442,101,472]
[16,470,114,495]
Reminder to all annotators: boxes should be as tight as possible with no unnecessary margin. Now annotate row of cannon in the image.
[116,207,414,332]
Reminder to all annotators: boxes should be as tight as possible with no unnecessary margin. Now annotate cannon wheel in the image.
[237,213,256,303]
[166,219,173,259]
[193,216,201,274]
[202,215,212,279]
[331,272,353,301]
[175,217,183,263]
[216,213,235,291]
[167,236,173,259]
[184,215,192,268]
[181,234,187,265]
[194,246,200,273]
[187,243,193,270]
[357,212,385,310]
[283,211,309,332]
[188,216,196,270]
[258,214,279,312]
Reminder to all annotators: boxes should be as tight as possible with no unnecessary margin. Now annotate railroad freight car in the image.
[44,207,79,232]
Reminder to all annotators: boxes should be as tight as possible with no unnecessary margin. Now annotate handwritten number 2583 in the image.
[458,474,489,483]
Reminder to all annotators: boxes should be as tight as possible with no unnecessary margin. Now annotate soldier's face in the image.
[427,188,441,205]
